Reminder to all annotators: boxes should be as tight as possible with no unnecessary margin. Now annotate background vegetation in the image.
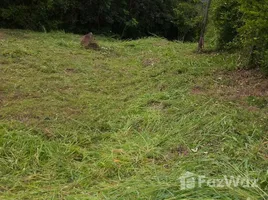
[0,0,203,41]
[212,0,268,70]
[1,0,267,69]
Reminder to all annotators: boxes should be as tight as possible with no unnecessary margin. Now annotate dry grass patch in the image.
[142,57,160,67]
[214,69,268,98]
[192,69,268,110]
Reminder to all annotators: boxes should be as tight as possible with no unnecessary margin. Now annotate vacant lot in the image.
[0,29,267,199]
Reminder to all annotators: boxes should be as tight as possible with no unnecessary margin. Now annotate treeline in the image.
[0,0,267,69]
[0,0,203,41]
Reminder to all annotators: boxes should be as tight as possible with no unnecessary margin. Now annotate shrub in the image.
[238,0,268,69]
[213,0,268,70]
[213,0,243,49]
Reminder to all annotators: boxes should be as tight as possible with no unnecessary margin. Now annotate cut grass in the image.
[0,29,267,199]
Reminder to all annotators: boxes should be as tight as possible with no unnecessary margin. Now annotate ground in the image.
[0,29,267,199]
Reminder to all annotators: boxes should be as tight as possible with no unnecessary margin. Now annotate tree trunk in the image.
[198,0,212,52]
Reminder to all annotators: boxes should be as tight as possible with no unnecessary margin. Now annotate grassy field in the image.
[0,29,267,199]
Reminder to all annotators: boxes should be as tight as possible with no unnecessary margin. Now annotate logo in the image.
[179,171,197,190]
[179,171,259,190]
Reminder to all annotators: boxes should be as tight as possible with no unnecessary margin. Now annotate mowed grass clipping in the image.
[0,29,267,199]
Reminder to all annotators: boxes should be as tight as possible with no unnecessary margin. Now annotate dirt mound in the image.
[0,32,6,40]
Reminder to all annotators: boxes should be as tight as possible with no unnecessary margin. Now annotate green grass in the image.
[0,29,267,199]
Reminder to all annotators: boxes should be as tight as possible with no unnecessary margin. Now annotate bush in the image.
[213,0,268,70]
[238,0,268,69]
[173,0,203,42]
[213,0,242,49]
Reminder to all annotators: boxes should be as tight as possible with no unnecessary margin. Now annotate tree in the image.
[198,0,212,52]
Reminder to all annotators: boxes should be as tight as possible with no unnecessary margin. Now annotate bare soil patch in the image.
[65,68,77,74]
[191,85,206,95]
[192,69,268,109]
[214,69,268,98]
[142,57,160,67]
[193,69,268,98]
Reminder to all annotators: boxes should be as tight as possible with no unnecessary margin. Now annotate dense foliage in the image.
[1,0,267,69]
[239,0,268,69]
[0,0,203,40]
[213,0,268,69]
[213,0,242,49]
